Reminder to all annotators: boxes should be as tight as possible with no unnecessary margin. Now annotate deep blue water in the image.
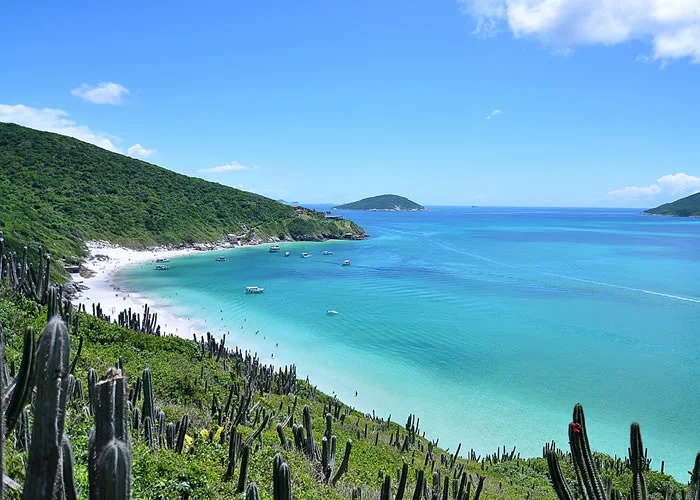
[118,207,700,479]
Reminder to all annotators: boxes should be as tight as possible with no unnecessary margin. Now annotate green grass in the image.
[0,296,686,499]
[0,123,365,270]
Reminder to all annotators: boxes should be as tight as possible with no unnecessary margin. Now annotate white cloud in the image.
[127,143,155,159]
[609,172,700,199]
[199,161,254,173]
[486,108,502,119]
[0,103,154,157]
[0,104,119,151]
[71,82,129,105]
[459,0,700,63]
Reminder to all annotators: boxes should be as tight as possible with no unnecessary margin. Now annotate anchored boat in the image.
[269,245,281,253]
[215,256,227,262]
[155,264,170,271]
[342,260,351,266]
[301,252,311,258]
[284,251,291,257]
[322,250,333,255]
[245,286,265,294]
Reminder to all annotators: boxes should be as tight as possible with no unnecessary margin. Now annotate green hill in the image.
[335,194,424,211]
[0,123,365,266]
[644,192,700,217]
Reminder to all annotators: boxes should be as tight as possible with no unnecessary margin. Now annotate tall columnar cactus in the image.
[245,482,260,500]
[4,327,35,437]
[303,405,317,460]
[24,317,75,499]
[630,423,648,500]
[380,475,391,500]
[331,439,352,486]
[88,368,131,500]
[175,414,189,454]
[236,444,251,493]
[568,403,607,499]
[142,367,154,424]
[396,461,409,500]
[273,453,292,500]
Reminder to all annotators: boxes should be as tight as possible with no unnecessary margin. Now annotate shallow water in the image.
[118,207,700,479]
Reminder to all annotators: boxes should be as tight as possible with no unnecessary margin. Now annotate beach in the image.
[73,241,233,339]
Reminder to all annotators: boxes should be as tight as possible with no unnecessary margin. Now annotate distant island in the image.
[644,192,700,217]
[334,194,424,211]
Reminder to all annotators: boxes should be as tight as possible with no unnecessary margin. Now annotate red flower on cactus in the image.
[571,423,582,434]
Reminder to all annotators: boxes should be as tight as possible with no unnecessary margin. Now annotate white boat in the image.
[156,258,170,263]
[327,310,339,315]
[342,260,351,266]
[284,251,291,257]
[269,245,281,253]
[301,252,311,258]
[245,286,265,294]
[322,250,333,255]
[155,265,170,271]
[215,256,227,262]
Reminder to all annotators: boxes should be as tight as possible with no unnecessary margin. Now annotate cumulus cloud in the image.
[609,172,700,199]
[71,82,129,104]
[199,162,254,173]
[486,108,502,119]
[459,0,700,63]
[0,104,120,151]
[127,143,155,159]
[0,103,153,157]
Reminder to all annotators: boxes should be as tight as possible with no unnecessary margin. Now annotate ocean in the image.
[116,207,700,479]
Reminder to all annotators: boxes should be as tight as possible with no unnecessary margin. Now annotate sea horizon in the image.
[115,206,700,480]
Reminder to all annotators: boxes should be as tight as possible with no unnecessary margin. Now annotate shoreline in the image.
[73,240,240,339]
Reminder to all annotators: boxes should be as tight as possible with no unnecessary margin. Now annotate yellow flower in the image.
[184,434,194,447]
[199,428,210,440]
[214,426,224,442]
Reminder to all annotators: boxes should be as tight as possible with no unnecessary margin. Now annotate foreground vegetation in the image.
[0,123,365,271]
[0,237,696,499]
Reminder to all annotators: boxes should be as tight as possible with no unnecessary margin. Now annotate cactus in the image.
[302,405,317,460]
[545,449,575,500]
[568,403,607,499]
[331,439,352,486]
[4,327,35,437]
[175,414,189,453]
[225,426,241,480]
[236,443,251,493]
[396,461,409,500]
[411,468,424,500]
[276,422,288,450]
[88,368,131,500]
[380,475,392,500]
[142,367,154,424]
[273,453,292,500]
[166,422,176,450]
[0,322,4,500]
[62,435,79,500]
[24,317,74,499]
[630,423,648,500]
[87,367,98,413]
[245,482,260,500]
[15,407,30,452]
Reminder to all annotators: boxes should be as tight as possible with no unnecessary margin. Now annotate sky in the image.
[1,0,700,207]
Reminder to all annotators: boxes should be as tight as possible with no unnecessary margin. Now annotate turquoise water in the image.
[118,207,700,479]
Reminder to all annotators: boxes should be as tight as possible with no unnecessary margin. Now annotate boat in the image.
[342,260,351,266]
[301,252,311,258]
[245,286,265,294]
[284,251,291,257]
[322,250,333,255]
[326,310,339,315]
[215,256,227,262]
[269,245,281,253]
[156,258,170,263]
[155,265,170,271]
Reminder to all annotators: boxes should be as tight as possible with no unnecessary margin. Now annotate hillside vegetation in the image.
[0,123,365,265]
[645,192,700,217]
[335,195,424,211]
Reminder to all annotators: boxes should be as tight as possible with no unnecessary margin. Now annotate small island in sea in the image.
[644,191,700,217]
[334,194,425,211]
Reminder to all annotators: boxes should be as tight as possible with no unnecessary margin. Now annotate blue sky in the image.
[1,0,700,207]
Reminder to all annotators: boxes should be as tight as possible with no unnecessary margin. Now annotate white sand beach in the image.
[72,241,230,339]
